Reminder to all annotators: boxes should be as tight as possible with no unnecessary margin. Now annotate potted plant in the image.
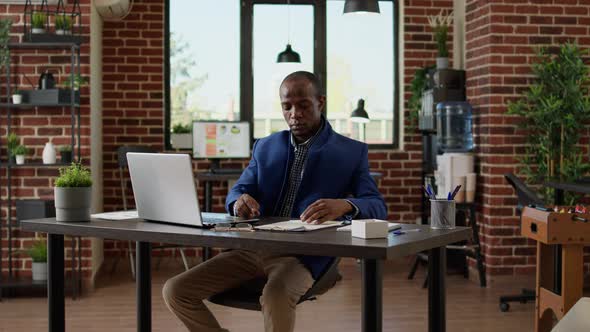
[7,132,18,164]
[507,43,590,204]
[54,15,72,35]
[31,12,46,34]
[12,89,22,104]
[54,162,92,222]
[428,10,453,69]
[12,145,28,165]
[0,19,12,73]
[59,145,73,164]
[63,73,88,91]
[171,123,192,149]
[26,240,48,281]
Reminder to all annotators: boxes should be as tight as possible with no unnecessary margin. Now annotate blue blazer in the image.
[226,121,387,278]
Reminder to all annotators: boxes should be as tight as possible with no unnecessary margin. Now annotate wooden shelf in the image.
[0,102,80,108]
[8,42,80,50]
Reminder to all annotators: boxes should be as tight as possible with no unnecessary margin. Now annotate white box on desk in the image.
[351,219,389,239]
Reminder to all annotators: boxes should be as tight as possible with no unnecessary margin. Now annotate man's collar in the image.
[290,117,325,148]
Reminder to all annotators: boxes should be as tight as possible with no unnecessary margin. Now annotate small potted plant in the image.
[31,12,46,34]
[54,15,72,35]
[7,132,19,164]
[12,145,28,165]
[59,145,73,164]
[54,162,92,222]
[428,10,453,69]
[26,240,48,281]
[12,89,22,104]
[63,73,88,91]
[171,123,192,149]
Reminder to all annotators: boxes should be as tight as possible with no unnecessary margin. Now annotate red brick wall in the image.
[0,1,92,280]
[465,0,590,276]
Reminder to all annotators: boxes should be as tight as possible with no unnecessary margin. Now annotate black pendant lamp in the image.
[277,44,301,63]
[350,99,370,123]
[277,0,301,63]
[343,0,380,14]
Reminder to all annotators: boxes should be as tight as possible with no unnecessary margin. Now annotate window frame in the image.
[164,0,399,150]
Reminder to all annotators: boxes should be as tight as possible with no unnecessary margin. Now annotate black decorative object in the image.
[60,150,72,164]
[24,0,83,44]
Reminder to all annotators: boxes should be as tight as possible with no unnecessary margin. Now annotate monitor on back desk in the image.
[192,121,250,173]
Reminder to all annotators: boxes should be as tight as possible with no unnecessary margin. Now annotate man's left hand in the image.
[300,199,353,224]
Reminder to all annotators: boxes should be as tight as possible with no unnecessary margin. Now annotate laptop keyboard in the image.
[201,212,241,225]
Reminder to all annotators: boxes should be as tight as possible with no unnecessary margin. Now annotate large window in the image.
[166,0,399,148]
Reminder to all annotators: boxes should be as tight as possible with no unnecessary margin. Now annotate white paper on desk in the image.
[337,221,402,232]
[255,220,342,232]
[91,210,139,221]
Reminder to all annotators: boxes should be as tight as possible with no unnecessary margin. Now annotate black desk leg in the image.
[136,242,152,332]
[48,233,65,332]
[428,247,446,332]
[203,181,213,261]
[361,259,382,332]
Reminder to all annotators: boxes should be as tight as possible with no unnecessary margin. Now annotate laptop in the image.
[126,152,250,228]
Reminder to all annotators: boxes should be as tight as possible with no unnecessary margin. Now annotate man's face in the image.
[279,79,326,142]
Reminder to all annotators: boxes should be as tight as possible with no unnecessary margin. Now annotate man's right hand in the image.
[233,194,261,218]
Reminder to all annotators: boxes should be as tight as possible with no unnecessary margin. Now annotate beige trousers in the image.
[162,249,315,332]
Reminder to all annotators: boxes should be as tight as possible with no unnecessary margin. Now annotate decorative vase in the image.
[436,57,449,69]
[61,150,72,164]
[32,262,47,281]
[42,142,56,164]
[12,94,22,104]
[31,28,45,34]
[54,186,92,222]
[15,155,25,165]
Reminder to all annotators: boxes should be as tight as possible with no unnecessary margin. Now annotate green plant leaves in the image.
[55,162,92,187]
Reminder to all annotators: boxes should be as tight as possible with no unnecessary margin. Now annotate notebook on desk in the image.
[255,220,343,232]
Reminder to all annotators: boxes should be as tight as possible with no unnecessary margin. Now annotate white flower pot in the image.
[32,28,45,34]
[15,155,25,165]
[55,29,71,35]
[436,57,449,69]
[32,262,47,281]
[171,133,193,149]
[43,142,56,164]
[12,94,22,104]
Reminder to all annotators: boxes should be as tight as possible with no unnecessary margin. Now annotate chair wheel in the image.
[500,302,510,312]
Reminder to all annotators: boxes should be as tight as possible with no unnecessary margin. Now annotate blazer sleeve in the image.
[225,140,260,214]
[346,144,388,220]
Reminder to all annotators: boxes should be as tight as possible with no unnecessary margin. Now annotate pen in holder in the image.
[430,199,456,230]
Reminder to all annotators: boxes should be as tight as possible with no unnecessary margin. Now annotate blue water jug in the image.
[436,101,473,152]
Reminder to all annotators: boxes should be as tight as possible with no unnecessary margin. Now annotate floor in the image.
[0,257,535,332]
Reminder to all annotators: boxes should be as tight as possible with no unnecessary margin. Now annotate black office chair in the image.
[498,173,544,312]
[111,146,190,279]
[209,258,341,311]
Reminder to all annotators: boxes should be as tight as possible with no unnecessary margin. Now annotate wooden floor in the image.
[0,257,535,332]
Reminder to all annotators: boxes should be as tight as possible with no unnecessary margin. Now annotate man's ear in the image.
[317,95,326,113]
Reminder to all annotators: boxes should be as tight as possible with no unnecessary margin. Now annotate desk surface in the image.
[545,181,590,194]
[21,218,469,260]
[195,171,384,181]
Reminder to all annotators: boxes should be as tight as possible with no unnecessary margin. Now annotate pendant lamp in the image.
[343,0,380,14]
[277,0,301,63]
[350,99,370,123]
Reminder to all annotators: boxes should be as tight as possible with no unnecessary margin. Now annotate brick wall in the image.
[465,0,590,277]
[0,1,93,281]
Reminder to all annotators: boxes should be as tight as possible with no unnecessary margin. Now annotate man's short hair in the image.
[281,71,323,98]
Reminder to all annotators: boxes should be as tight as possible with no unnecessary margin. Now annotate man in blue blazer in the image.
[163,71,387,332]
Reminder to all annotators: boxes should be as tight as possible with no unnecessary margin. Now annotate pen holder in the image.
[430,199,456,229]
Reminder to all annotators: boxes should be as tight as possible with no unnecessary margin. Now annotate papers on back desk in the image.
[255,220,342,232]
[91,210,139,220]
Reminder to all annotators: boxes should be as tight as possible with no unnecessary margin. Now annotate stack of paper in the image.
[255,220,342,232]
